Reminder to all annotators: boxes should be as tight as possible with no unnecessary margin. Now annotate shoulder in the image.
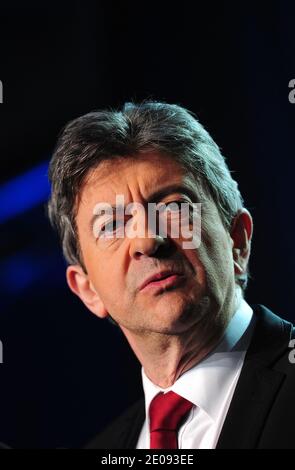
[250,303,295,375]
[84,397,145,449]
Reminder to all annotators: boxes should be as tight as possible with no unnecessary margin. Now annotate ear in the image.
[66,264,109,319]
[230,209,253,276]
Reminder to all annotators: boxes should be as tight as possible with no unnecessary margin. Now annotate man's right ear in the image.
[66,265,109,319]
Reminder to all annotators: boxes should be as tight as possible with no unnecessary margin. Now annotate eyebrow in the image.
[89,182,199,234]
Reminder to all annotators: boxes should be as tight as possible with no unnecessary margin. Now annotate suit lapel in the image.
[117,398,145,449]
[108,305,292,449]
[216,304,292,449]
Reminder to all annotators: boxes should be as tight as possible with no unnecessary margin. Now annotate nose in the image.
[129,233,169,258]
[128,213,171,259]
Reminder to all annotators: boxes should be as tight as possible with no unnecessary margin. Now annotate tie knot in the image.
[149,390,194,432]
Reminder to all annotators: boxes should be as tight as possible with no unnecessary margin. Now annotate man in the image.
[48,100,295,449]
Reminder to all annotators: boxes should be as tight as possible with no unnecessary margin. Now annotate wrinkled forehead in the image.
[76,151,205,209]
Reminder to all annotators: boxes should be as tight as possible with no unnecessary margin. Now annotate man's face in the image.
[72,151,238,335]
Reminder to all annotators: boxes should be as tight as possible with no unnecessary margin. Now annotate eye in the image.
[158,200,180,211]
[159,200,192,213]
[170,201,185,211]
[98,219,125,238]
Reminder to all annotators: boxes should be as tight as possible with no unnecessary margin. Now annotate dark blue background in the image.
[0,0,294,448]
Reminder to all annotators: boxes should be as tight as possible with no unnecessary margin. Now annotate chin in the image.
[157,292,211,328]
[148,306,199,335]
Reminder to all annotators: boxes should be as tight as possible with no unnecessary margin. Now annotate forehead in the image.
[78,151,200,208]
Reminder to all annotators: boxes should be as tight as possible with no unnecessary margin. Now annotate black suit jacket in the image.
[85,304,295,449]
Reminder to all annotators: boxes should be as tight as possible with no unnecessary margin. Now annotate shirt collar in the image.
[141,298,254,422]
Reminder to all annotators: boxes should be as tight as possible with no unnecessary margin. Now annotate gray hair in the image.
[47,100,249,291]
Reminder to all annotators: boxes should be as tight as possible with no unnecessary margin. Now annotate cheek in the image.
[89,262,115,289]
[202,238,234,289]
[183,248,207,288]
[187,234,233,290]
[89,262,130,305]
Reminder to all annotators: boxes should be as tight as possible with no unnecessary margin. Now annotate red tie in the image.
[149,390,194,449]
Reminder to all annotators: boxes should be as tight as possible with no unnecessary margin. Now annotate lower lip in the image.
[141,274,185,292]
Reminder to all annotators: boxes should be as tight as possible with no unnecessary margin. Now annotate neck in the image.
[121,290,242,388]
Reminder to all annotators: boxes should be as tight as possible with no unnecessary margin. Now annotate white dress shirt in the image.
[136,298,255,449]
